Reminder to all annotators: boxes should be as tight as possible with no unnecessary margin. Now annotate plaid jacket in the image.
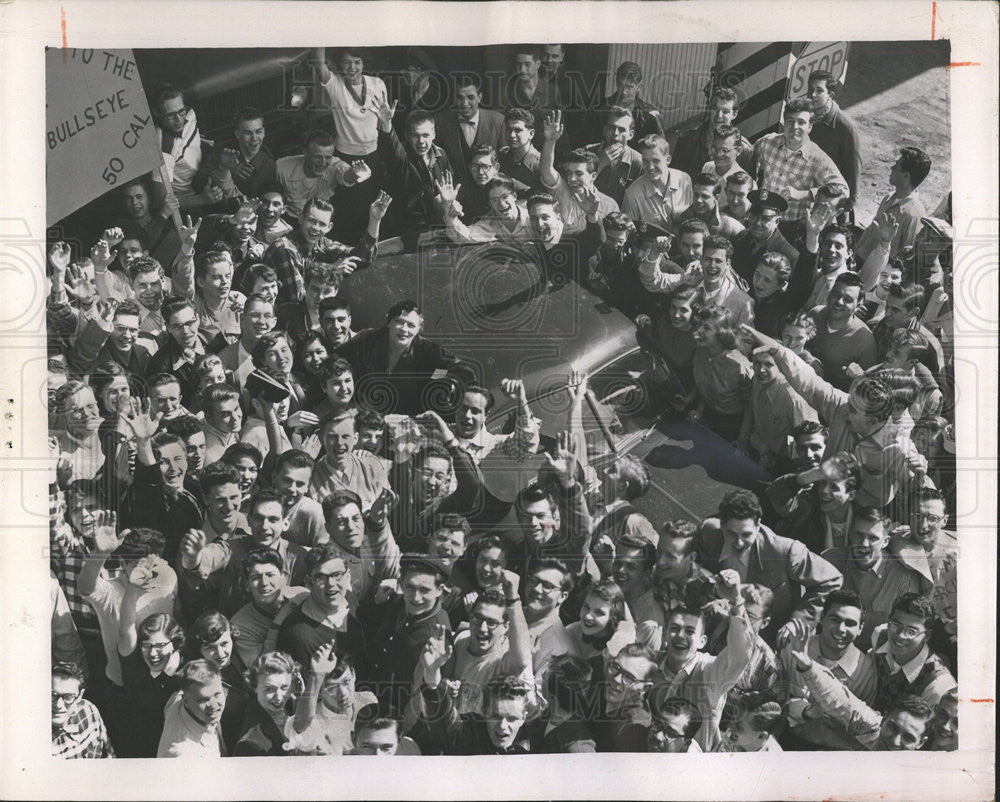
[52,699,115,759]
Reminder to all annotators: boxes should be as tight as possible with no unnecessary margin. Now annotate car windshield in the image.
[487,348,662,469]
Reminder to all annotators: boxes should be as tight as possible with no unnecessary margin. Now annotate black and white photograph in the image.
[1,2,996,799]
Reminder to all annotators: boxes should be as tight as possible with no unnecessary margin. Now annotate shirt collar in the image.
[876,638,930,683]
[809,635,862,675]
[459,112,480,127]
[644,171,680,197]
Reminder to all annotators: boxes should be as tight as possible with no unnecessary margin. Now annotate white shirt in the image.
[276,155,352,219]
[459,111,480,147]
[321,74,389,156]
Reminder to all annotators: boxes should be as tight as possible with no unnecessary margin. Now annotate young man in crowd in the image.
[854,146,932,260]
[678,173,746,239]
[584,106,644,205]
[498,108,542,192]
[51,662,114,759]
[433,76,505,189]
[671,87,752,179]
[805,71,862,212]
[622,135,694,235]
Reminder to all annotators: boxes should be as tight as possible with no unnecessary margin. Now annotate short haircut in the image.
[709,87,739,109]
[702,234,734,261]
[355,406,385,432]
[781,312,818,340]
[692,172,722,194]
[606,104,634,125]
[232,106,264,127]
[304,260,342,290]
[177,659,221,694]
[816,182,849,207]
[305,129,336,149]
[528,558,575,593]
[473,588,511,620]
[784,97,814,118]
[274,448,315,475]
[115,527,166,563]
[242,546,285,581]
[820,588,866,621]
[758,251,793,283]
[194,250,233,282]
[557,148,599,173]
[301,198,334,220]
[721,696,785,736]
[321,488,364,521]
[616,454,650,500]
[677,218,710,239]
[887,280,925,312]
[431,512,472,539]
[320,407,357,432]
[355,717,401,737]
[249,487,287,513]
[305,542,348,574]
[712,124,740,144]
[52,660,86,688]
[161,414,204,440]
[890,592,936,631]
[454,74,482,93]
[243,293,274,315]
[199,460,242,497]
[153,83,184,110]
[825,450,861,491]
[616,533,656,572]
[740,582,774,615]
[545,653,593,714]
[485,174,518,197]
[820,222,854,249]
[222,442,264,468]
[470,144,498,164]
[648,692,701,736]
[526,192,558,212]
[251,331,290,369]
[848,375,895,422]
[725,170,754,189]
[150,430,185,457]
[504,107,536,129]
[245,263,279,287]
[515,482,558,516]
[659,519,698,550]
[693,304,739,350]
[512,44,542,60]
[602,211,636,235]
[160,294,195,324]
[482,674,532,710]
[718,489,763,524]
[888,694,935,725]
[202,382,241,411]
[615,60,643,83]
[807,69,842,95]
[245,650,301,692]
[318,295,351,319]
[386,299,421,323]
[636,134,670,157]
[187,611,236,652]
[148,372,182,392]
[406,111,436,132]
[898,147,932,187]
[832,271,864,292]
[915,486,946,505]
[127,256,162,282]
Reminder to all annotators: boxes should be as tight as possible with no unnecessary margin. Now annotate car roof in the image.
[339,241,638,401]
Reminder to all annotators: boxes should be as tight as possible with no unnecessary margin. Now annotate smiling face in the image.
[709,98,737,130]
[322,418,358,469]
[158,94,188,135]
[654,537,695,586]
[207,397,242,434]
[818,477,854,512]
[428,527,466,568]
[155,441,187,491]
[648,711,694,752]
[469,601,507,655]
[752,352,780,386]
[639,147,671,182]
[263,336,294,377]
[487,186,519,221]
[260,192,285,226]
[197,259,234,303]
[354,724,400,755]
[700,246,729,288]
[200,629,234,670]
[235,116,265,158]
[140,631,177,673]
[579,592,614,636]
[710,133,738,172]
[417,456,451,504]
[817,602,863,657]
[782,110,812,148]
[309,557,351,610]
[256,669,293,718]
[525,567,569,619]
[528,201,563,243]
[122,183,151,221]
[232,455,258,495]
[807,78,833,114]
[166,305,200,350]
[64,387,103,437]
[613,548,649,597]
[306,142,338,177]
[326,501,365,552]
[722,516,759,553]
[517,496,559,547]
[886,609,930,663]
[826,281,862,321]
[183,431,207,473]
[247,561,286,609]
[781,323,810,355]
[910,498,947,549]
[664,611,707,665]
[274,464,310,510]
[820,232,849,273]
[319,665,355,713]
[322,370,354,409]
[878,709,929,751]
[752,264,783,300]
[402,570,443,617]
[474,546,505,589]
[321,307,353,347]
[205,481,243,532]
[249,499,289,547]
[726,182,751,218]
[51,675,84,729]
[299,205,334,243]
[690,183,718,215]
[469,153,498,187]
[389,310,421,349]
[931,697,958,750]
[604,114,634,147]
[132,267,164,312]
[455,83,482,120]
[99,375,132,416]
[453,390,489,440]
[185,676,226,726]
[749,207,780,241]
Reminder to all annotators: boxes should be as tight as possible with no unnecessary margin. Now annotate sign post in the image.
[45,47,163,225]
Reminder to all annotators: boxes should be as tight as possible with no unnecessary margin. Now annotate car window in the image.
[488,348,660,468]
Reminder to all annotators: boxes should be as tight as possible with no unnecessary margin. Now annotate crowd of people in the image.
[46,44,958,758]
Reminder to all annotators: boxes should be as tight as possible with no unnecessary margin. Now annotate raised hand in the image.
[716,568,741,604]
[874,211,899,245]
[49,241,72,272]
[543,109,564,142]
[603,141,625,163]
[739,323,780,354]
[219,147,240,171]
[161,193,181,219]
[178,215,202,252]
[543,431,577,488]
[102,227,125,249]
[204,181,225,204]
[369,190,393,222]
[435,171,461,205]
[349,160,372,184]
[180,529,207,562]
[421,623,453,674]
[92,510,122,554]
[90,237,115,270]
[335,255,363,276]
[370,96,398,132]
[576,183,601,217]
[789,649,813,672]
[499,378,528,405]
[681,260,704,287]
[121,396,163,442]
[499,568,520,600]
[776,617,814,651]
[310,639,340,677]
[286,410,320,431]
[634,313,652,330]
[94,298,119,332]
[373,577,398,605]
[291,431,322,459]
[367,487,398,528]
[568,368,589,406]
[805,202,836,238]
[415,409,452,441]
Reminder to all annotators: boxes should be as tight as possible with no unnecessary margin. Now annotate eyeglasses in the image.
[162,107,190,120]
[68,403,99,418]
[527,576,562,594]
[168,318,198,331]
[470,163,495,172]
[888,619,926,638]
[470,613,505,631]
[313,569,348,585]
[913,512,944,525]
[141,641,174,653]
[51,691,81,705]
[607,661,645,684]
